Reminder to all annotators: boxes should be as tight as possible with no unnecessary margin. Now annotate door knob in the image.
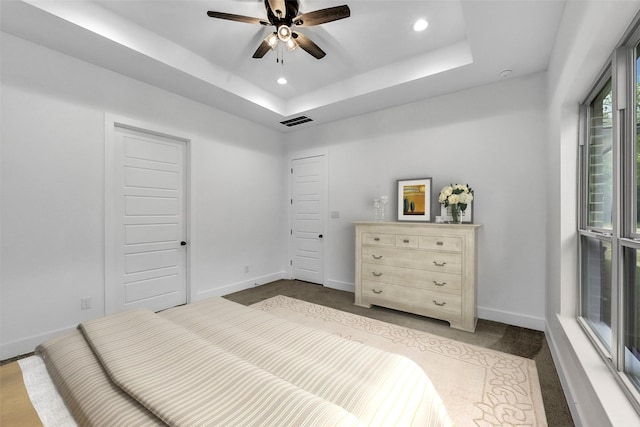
[180,241,187,246]
[318,234,323,239]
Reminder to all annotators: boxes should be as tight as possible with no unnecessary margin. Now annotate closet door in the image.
[106,123,188,314]
[290,155,326,285]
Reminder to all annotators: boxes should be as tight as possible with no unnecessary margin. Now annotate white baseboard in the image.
[0,272,288,361]
[194,271,288,301]
[324,279,354,293]
[545,318,584,426]
[0,325,76,361]
[319,284,546,331]
[477,305,546,331]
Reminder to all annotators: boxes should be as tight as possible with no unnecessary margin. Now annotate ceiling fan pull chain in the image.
[276,44,284,66]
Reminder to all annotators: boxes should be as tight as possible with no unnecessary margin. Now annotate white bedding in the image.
[17,356,76,426]
[33,297,452,426]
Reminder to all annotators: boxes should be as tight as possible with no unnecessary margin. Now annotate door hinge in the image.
[290,260,293,266]
[290,198,293,205]
[291,168,293,174]
[290,229,293,235]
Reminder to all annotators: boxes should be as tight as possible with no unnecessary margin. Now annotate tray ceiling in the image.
[1,0,566,131]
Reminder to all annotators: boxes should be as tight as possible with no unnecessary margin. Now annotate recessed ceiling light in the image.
[499,69,513,78]
[413,19,428,32]
[277,77,288,85]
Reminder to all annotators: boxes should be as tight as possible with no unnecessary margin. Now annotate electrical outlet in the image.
[81,297,91,310]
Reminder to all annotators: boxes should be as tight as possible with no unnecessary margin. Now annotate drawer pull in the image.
[403,239,410,243]
[433,261,447,267]
[372,272,383,277]
[433,300,446,307]
[433,281,446,287]
[437,241,444,246]
[374,237,380,241]
[372,255,383,260]
[372,289,383,294]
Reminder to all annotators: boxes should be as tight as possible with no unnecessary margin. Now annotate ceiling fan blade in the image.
[292,32,325,59]
[252,34,277,58]
[293,5,350,27]
[207,11,269,26]
[266,0,287,18]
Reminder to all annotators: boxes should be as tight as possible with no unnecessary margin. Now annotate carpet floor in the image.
[225,279,574,427]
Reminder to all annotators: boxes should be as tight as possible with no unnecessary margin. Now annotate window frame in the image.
[578,19,640,413]
[626,43,640,240]
[579,71,614,235]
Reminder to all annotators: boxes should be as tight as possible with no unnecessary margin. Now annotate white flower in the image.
[439,183,473,208]
[458,192,473,204]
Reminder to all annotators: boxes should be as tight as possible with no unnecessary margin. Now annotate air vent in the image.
[280,116,313,127]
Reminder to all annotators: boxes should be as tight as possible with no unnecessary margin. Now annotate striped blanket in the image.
[37,297,452,426]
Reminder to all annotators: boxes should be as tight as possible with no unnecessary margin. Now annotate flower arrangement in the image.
[439,184,473,223]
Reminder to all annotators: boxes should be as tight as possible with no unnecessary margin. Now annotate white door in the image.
[290,155,326,284]
[106,124,188,314]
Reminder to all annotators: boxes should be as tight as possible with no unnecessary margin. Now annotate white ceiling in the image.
[1,0,566,132]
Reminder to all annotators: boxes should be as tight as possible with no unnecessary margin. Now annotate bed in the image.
[28,297,451,426]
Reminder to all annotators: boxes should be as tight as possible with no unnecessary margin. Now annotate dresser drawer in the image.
[362,246,462,274]
[362,280,462,316]
[362,232,395,247]
[419,236,461,252]
[362,232,419,248]
[362,263,461,294]
[395,235,418,248]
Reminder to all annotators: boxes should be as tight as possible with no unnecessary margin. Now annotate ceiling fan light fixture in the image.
[277,25,292,42]
[413,19,428,32]
[285,38,298,52]
[266,32,278,49]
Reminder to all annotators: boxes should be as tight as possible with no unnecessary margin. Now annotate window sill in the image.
[555,314,640,426]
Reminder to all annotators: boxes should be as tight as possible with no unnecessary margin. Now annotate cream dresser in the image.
[354,222,481,332]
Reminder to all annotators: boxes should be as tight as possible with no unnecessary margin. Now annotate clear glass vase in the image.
[373,199,381,221]
[449,205,463,224]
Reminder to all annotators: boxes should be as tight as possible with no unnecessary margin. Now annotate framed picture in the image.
[397,178,432,222]
[440,202,473,223]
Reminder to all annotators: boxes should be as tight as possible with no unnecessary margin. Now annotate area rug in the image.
[251,295,547,427]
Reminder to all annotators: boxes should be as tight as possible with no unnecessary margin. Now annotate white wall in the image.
[286,73,548,330]
[6,8,640,423]
[545,1,640,425]
[0,33,288,359]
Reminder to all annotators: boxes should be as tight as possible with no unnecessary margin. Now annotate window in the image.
[587,79,613,231]
[581,235,612,349]
[624,247,640,389]
[580,76,614,351]
[623,42,640,395]
[579,30,640,408]
[636,46,640,235]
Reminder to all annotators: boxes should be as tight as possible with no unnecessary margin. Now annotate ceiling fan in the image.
[207,0,350,59]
